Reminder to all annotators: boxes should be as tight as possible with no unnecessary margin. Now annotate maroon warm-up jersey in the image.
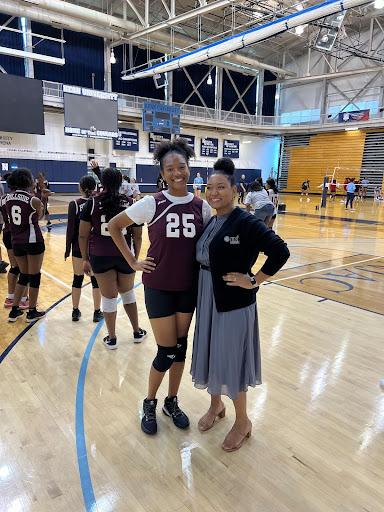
[0,194,10,234]
[5,190,43,245]
[81,194,133,257]
[65,197,88,257]
[144,192,204,291]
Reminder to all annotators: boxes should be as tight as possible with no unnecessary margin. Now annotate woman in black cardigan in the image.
[191,158,290,452]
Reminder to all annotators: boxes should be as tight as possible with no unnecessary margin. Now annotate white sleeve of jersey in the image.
[125,195,156,225]
[202,200,212,226]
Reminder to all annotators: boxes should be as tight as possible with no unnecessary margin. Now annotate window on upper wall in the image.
[0,14,24,76]
[280,109,321,125]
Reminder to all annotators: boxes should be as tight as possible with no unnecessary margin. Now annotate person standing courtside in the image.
[65,175,103,323]
[6,169,46,322]
[191,157,290,452]
[238,174,247,204]
[108,138,211,435]
[79,168,147,349]
[346,178,356,210]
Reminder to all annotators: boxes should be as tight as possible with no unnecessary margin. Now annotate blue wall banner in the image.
[113,128,139,151]
[223,139,240,158]
[149,132,172,153]
[201,137,218,157]
[338,109,370,123]
[179,134,195,151]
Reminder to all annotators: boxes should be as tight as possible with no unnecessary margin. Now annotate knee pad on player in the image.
[72,274,84,288]
[101,296,117,313]
[175,336,188,363]
[18,273,30,286]
[90,275,99,289]
[9,266,20,276]
[120,289,135,305]
[152,345,177,372]
[29,273,41,288]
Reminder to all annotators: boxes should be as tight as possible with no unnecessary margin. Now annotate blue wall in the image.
[173,65,216,108]
[31,23,104,89]
[111,45,164,100]
[135,164,261,192]
[0,14,24,76]
[0,158,86,192]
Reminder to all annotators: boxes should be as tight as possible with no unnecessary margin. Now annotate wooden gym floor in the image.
[1,193,383,512]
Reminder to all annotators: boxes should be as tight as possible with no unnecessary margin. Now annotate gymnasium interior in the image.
[0,1,383,511]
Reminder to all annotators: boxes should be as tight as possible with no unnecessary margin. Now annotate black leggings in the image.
[346,192,355,209]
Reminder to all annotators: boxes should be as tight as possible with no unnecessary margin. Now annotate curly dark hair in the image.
[212,157,236,186]
[79,175,96,198]
[7,168,34,191]
[154,137,195,169]
[98,168,127,220]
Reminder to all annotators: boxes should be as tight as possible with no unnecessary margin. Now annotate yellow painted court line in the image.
[268,255,384,284]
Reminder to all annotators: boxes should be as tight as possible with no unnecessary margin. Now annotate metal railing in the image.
[42,80,384,129]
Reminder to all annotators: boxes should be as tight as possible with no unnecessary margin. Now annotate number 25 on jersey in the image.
[166,213,196,238]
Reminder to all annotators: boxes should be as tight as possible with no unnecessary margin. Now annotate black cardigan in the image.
[206,207,290,312]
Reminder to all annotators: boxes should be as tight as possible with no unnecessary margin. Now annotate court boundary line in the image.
[75,281,142,512]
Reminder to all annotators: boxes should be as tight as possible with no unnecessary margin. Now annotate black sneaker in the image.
[133,328,147,343]
[72,308,81,322]
[103,335,117,350]
[0,261,9,273]
[141,398,158,435]
[162,396,190,430]
[26,309,46,323]
[8,307,24,323]
[46,221,52,232]
[93,309,104,323]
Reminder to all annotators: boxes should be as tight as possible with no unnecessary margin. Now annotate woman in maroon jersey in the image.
[5,169,46,323]
[65,175,103,323]
[79,168,147,349]
[109,138,211,436]
[1,172,29,309]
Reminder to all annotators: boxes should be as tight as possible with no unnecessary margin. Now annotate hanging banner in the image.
[223,139,240,158]
[338,109,370,123]
[201,137,218,157]
[113,128,139,151]
[178,134,195,151]
[149,132,172,153]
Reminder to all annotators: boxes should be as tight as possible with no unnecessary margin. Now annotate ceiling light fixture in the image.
[110,48,116,64]
[207,73,213,85]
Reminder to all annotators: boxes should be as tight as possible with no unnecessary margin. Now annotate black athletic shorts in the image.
[72,248,82,259]
[90,255,134,274]
[144,286,197,319]
[13,241,45,257]
[3,231,12,250]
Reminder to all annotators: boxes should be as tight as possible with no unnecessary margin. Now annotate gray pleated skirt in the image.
[191,268,262,400]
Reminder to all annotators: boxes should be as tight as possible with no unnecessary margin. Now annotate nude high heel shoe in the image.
[221,422,252,452]
[198,407,226,432]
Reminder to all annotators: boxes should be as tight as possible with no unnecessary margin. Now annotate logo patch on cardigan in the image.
[224,235,240,245]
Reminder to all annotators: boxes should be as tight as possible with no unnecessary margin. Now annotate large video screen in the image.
[0,74,44,135]
[63,85,118,139]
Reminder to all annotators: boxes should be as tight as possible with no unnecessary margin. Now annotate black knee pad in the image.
[152,345,177,372]
[175,336,188,363]
[9,266,20,276]
[18,273,30,286]
[91,275,99,289]
[29,273,41,288]
[72,274,84,288]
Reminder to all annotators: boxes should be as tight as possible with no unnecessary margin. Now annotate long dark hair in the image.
[266,178,278,194]
[7,169,34,191]
[79,175,96,198]
[98,168,127,220]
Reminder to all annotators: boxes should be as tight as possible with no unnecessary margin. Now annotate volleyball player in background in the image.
[108,138,211,436]
[79,168,146,349]
[6,169,45,322]
[65,175,103,323]
[35,172,53,231]
[265,178,279,228]
[1,172,29,307]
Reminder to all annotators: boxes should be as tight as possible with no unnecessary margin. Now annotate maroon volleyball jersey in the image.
[65,197,88,257]
[5,190,43,244]
[0,194,10,234]
[81,194,133,257]
[144,192,204,291]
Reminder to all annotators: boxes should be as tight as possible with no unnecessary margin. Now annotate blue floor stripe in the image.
[75,282,142,512]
